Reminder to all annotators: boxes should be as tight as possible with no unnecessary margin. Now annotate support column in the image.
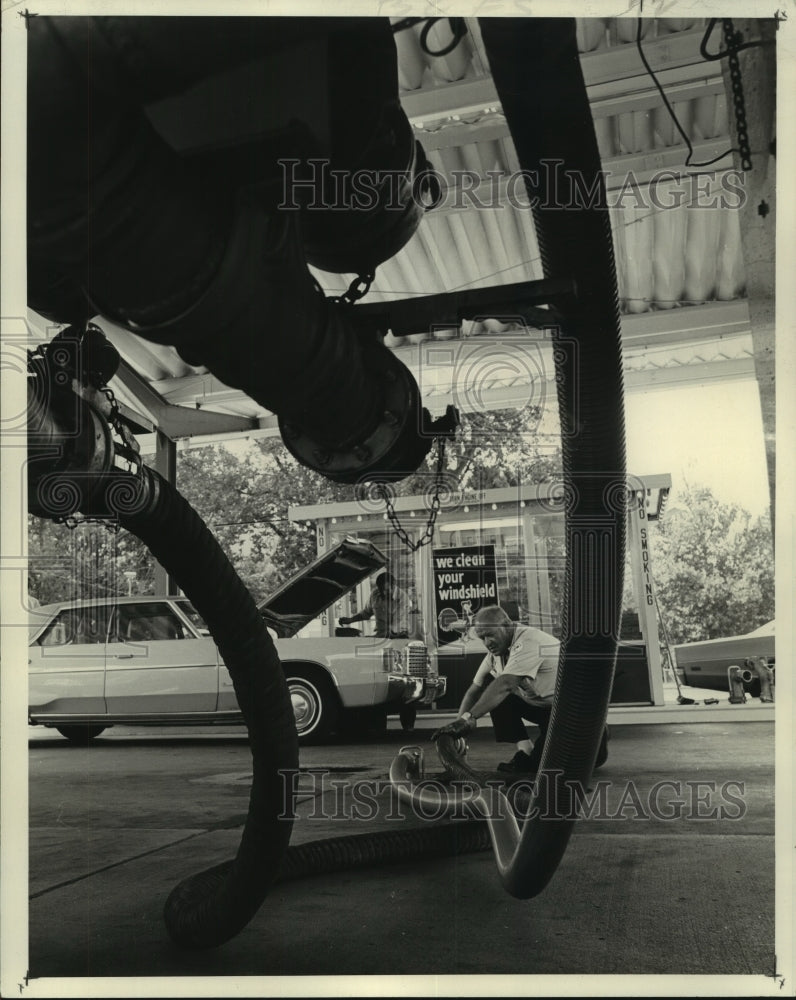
[627,491,665,706]
[720,18,776,532]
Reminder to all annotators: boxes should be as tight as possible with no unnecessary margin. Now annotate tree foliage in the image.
[174,406,562,600]
[26,407,561,604]
[27,411,774,650]
[646,484,774,644]
[176,439,351,600]
[28,516,155,606]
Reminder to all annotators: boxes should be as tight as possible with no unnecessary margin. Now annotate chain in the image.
[102,382,143,478]
[378,438,447,552]
[723,19,753,171]
[333,272,375,307]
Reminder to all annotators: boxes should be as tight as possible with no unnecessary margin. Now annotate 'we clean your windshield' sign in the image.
[432,544,498,646]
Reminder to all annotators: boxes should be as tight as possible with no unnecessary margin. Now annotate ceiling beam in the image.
[148,300,752,416]
[623,356,756,390]
[151,371,256,407]
[402,26,719,127]
[112,360,258,440]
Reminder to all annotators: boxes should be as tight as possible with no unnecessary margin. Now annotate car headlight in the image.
[383,648,403,673]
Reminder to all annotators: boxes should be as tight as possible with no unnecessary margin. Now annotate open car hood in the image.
[257,536,387,638]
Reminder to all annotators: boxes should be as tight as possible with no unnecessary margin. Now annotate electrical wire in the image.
[634,18,741,169]
[699,18,769,61]
[391,16,468,58]
[321,186,736,300]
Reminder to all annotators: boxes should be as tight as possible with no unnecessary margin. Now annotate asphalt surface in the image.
[21,712,779,995]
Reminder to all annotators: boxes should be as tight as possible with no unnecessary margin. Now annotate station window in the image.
[436,509,564,635]
[327,526,424,639]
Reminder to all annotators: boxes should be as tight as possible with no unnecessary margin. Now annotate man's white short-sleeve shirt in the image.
[473,624,560,705]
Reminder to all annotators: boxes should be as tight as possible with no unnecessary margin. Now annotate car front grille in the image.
[405,641,428,677]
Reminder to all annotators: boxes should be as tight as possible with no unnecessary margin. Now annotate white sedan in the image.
[28,539,445,744]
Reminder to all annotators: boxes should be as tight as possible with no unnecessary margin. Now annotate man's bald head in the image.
[473,605,514,656]
[473,605,512,628]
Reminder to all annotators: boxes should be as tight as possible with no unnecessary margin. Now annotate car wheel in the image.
[286,669,339,743]
[56,724,106,745]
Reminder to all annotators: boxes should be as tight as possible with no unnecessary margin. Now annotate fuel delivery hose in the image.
[464,18,627,895]
[27,13,627,944]
[190,821,492,892]
[51,461,491,947]
[26,373,494,950]
[96,465,299,949]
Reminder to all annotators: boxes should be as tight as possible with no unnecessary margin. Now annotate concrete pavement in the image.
[22,705,779,995]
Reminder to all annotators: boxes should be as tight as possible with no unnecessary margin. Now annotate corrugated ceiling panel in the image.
[716,208,745,300]
[27,16,752,431]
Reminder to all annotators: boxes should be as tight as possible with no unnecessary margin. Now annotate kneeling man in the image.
[435,605,608,774]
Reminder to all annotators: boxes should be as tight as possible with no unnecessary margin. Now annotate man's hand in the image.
[431,715,476,742]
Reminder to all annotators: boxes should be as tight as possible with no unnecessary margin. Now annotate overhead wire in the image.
[321,182,741,299]
[634,17,741,168]
[390,16,469,57]
[698,17,770,61]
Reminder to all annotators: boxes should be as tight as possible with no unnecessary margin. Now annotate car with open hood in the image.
[28,538,445,744]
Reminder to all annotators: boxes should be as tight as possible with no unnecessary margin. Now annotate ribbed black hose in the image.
[98,466,496,947]
[276,822,490,879]
[99,466,300,949]
[34,14,628,939]
[179,821,492,891]
[477,18,626,896]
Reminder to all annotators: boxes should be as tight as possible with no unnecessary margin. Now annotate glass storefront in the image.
[319,498,571,644]
[326,523,425,640]
[291,474,671,706]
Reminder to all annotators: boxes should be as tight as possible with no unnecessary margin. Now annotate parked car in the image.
[673,620,775,696]
[28,538,445,745]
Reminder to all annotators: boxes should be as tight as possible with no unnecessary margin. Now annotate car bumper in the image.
[386,673,446,705]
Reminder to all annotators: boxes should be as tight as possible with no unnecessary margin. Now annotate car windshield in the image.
[28,608,53,642]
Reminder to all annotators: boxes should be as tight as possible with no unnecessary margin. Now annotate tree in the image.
[398,406,561,496]
[176,441,351,600]
[174,406,562,597]
[28,515,155,605]
[646,484,774,645]
[27,405,562,605]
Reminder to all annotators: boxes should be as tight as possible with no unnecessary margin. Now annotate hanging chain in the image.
[59,512,120,532]
[378,437,448,552]
[333,272,375,307]
[723,19,753,171]
[102,382,143,478]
